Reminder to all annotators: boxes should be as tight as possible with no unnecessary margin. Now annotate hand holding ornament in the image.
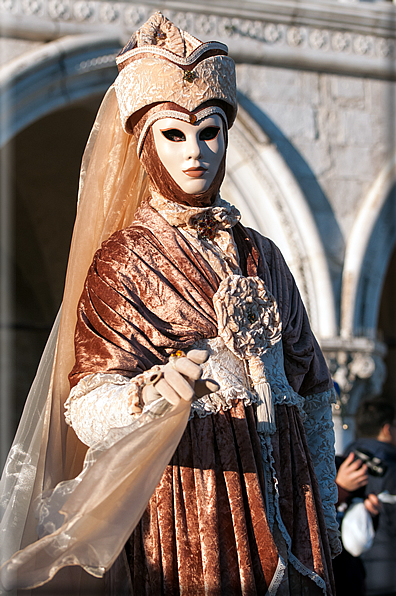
[142,349,219,406]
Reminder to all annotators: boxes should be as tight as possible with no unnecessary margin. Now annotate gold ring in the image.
[145,371,163,385]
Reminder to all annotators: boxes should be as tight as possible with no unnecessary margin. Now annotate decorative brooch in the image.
[190,212,220,242]
[183,70,198,83]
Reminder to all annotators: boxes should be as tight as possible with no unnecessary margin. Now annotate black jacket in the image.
[345,438,396,596]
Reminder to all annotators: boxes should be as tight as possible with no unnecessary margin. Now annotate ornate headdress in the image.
[114,11,237,137]
[113,12,238,206]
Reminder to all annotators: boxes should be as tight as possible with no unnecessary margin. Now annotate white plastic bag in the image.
[341,498,375,557]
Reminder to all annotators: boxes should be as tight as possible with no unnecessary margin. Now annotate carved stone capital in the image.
[321,336,387,420]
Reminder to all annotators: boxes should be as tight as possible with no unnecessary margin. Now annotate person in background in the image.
[333,451,381,596]
[343,398,396,596]
[337,452,381,516]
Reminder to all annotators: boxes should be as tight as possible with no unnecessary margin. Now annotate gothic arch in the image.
[0,33,119,148]
[341,154,396,339]
[222,106,337,339]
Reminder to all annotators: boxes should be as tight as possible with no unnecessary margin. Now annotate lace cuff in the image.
[303,399,342,558]
[64,373,144,447]
[303,387,337,412]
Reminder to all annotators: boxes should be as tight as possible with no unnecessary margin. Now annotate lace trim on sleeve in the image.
[190,337,257,419]
[303,401,342,558]
[64,372,146,447]
[190,336,305,420]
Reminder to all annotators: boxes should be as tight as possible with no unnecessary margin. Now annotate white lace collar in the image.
[149,191,241,238]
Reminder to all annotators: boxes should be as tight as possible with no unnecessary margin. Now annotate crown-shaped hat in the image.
[114,12,237,133]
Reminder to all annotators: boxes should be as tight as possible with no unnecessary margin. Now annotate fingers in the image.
[142,383,162,405]
[163,367,195,401]
[343,454,366,473]
[364,494,381,517]
[194,378,220,398]
[345,452,355,464]
[351,463,369,486]
[143,372,193,406]
[357,464,369,482]
[367,493,380,506]
[172,357,202,381]
[152,374,218,406]
[348,456,362,471]
[186,349,209,365]
[170,350,208,381]
[155,377,185,405]
[143,349,216,407]
[337,455,369,492]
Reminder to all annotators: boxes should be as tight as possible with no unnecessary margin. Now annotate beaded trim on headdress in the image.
[117,41,228,70]
[136,106,228,156]
[114,12,237,134]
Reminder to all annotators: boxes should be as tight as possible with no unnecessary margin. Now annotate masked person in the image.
[0,13,341,596]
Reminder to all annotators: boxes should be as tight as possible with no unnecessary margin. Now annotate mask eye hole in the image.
[161,129,186,142]
[199,126,220,141]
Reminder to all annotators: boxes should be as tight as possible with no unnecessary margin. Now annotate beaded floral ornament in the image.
[213,275,282,434]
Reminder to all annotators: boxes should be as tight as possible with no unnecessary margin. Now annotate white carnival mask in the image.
[152,114,225,195]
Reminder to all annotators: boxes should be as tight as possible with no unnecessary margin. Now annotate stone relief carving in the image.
[124,5,147,27]
[98,3,119,24]
[332,31,352,53]
[309,29,330,51]
[287,26,306,47]
[353,34,374,56]
[1,0,394,66]
[73,0,94,22]
[195,14,216,36]
[47,0,69,20]
[22,0,43,16]
[263,23,282,44]
[77,53,117,72]
[0,0,16,12]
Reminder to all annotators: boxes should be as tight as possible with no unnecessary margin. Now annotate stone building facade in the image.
[0,0,395,460]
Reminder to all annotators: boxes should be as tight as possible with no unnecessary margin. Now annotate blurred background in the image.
[0,0,395,464]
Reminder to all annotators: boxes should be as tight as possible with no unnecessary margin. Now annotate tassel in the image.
[254,380,276,434]
[246,356,277,435]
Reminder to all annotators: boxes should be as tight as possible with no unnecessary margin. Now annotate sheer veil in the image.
[0,86,191,592]
[0,9,239,588]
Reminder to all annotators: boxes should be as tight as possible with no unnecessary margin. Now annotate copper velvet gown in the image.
[68,198,338,596]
